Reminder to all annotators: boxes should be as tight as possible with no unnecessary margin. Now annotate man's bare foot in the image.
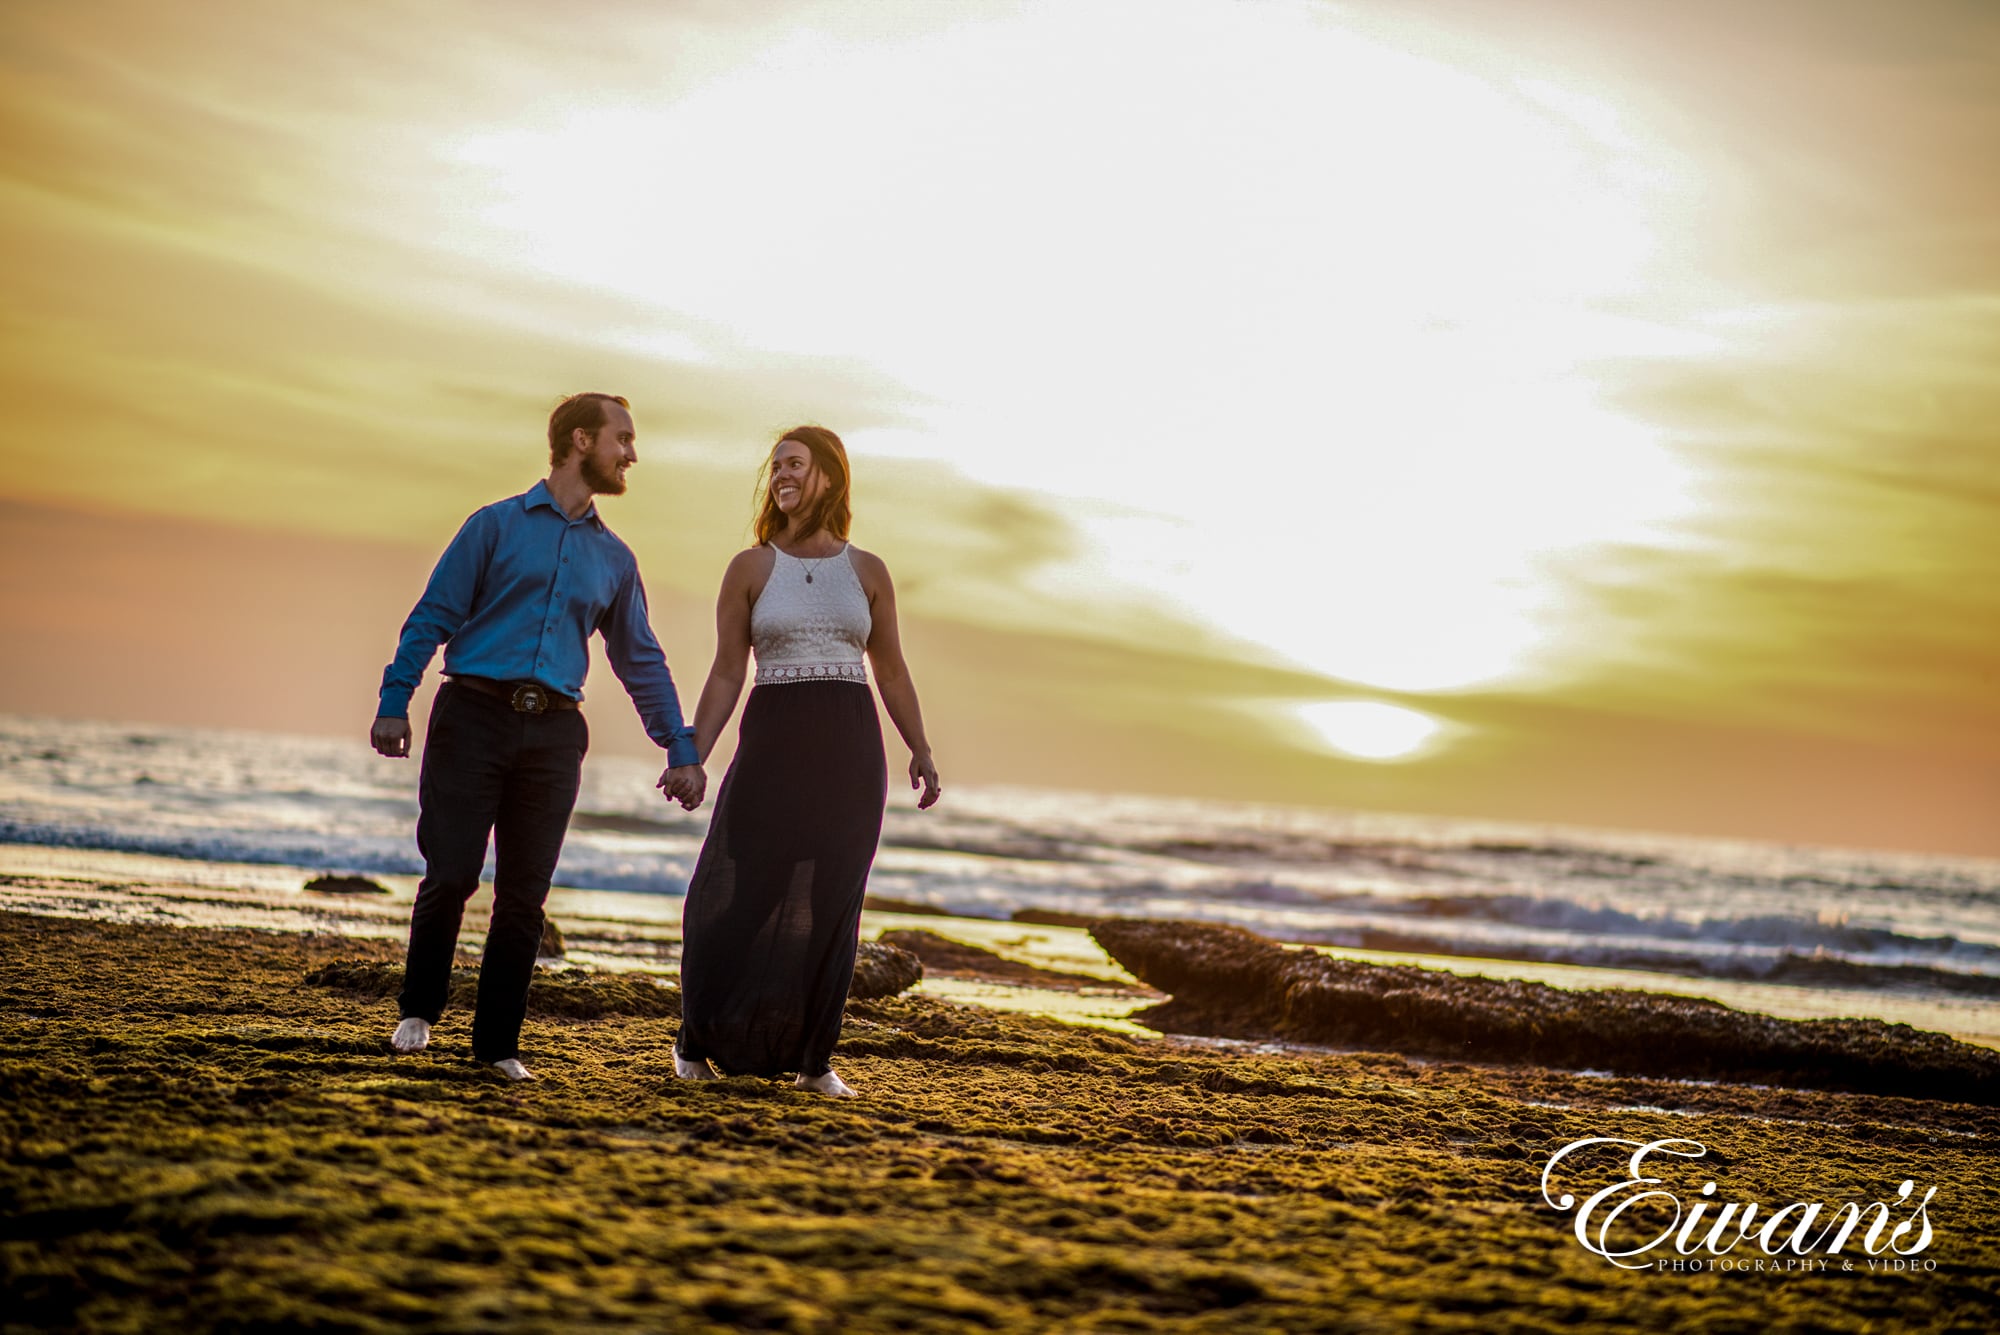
[391,1018,430,1053]
[794,1069,856,1097]
[491,1058,534,1082]
[674,1051,720,1081]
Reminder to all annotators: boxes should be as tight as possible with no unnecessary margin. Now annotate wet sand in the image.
[4,910,1997,1333]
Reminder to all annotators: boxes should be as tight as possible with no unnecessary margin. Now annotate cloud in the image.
[1546,295,2000,755]
[0,1,932,541]
[0,0,1282,685]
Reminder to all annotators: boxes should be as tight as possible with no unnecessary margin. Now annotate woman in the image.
[671,425,941,1096]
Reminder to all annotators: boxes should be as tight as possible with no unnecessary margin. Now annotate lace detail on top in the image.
[758,662,869,684]
[751,545,872,687]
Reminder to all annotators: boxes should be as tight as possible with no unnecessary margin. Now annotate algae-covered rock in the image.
[538,916,566,960]
[303,874,390,895]
[850,939,923,1000]
[1092,918,2000,1104]
[1090,920,1289,1023]
[861,894,953,916]
[1010,907,1104,929]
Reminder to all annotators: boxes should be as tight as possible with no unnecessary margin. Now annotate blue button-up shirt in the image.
[378,481,699,768]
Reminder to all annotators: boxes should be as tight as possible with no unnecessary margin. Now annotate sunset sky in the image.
[3,0,1996,854]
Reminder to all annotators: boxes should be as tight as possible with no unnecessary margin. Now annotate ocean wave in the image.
[9,714,2000,1004]
[1389,892,2000,964]
[0,816,694,896]
[1299,927,2000,997]
[0,816,426,877]
[1046,877,2000,968]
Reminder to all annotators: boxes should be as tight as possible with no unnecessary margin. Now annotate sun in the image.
[1295,701,1446,762]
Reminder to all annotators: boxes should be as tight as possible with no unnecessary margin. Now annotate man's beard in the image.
[582,449,626,495]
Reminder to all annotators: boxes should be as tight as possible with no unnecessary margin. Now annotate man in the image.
[371,392,705,1081]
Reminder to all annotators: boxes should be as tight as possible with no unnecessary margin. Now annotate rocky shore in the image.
[1091,919,2000,1105]
[4,910,1997,1332]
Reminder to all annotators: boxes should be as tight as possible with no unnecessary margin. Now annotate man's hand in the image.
[656,763,707,811]
[371,716,412,758]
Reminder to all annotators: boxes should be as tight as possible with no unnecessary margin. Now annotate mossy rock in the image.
[302,874,390,895]
[850,939,923,999]
[1092,918,2000,1104]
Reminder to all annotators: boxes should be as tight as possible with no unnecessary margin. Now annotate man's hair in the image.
[548,393,630,465]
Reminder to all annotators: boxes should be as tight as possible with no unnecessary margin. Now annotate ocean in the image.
[5,712,1999,1045]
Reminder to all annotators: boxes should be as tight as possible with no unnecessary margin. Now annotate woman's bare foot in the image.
[391,1018,430,1053]
[490,1058,535,1081]
[674,1051,721,1081]
[794,1069,856,1097]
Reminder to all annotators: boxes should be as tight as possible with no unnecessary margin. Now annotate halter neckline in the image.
[773,542,849,562]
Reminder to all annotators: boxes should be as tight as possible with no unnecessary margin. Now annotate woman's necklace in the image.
[786,539,836,583]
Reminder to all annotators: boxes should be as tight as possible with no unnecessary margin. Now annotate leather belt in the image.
[448,676,580,714]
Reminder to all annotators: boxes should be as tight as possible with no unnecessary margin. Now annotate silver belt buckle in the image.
[509,684,548,714]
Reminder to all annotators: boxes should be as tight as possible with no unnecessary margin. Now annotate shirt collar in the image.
[522,479,602,529]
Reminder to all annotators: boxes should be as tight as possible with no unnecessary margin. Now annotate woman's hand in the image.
[909,752,941,809]
[858,550,939,810]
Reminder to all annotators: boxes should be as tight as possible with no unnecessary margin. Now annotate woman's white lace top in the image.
[751,544,872,685]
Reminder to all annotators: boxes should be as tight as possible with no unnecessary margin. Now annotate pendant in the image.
[806,573,814,583]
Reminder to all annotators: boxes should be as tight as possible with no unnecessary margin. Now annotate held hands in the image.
[656,764,707,811]
[909,752,941,810]
[370,716,412,758]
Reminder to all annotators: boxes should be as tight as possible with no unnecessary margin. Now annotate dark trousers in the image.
[397,681,587,1062]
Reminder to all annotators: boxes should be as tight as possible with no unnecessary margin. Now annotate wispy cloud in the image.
[1552,297,2000,755]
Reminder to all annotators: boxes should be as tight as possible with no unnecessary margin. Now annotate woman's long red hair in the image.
[754,426,852,545]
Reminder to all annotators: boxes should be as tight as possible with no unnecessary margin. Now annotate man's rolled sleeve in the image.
[600,566,700,768]
[378,512,491,718]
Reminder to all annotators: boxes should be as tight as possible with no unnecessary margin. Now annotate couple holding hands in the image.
[368,393,940,1097]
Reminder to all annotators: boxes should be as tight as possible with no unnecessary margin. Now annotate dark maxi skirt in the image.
[675,680,887,1078]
